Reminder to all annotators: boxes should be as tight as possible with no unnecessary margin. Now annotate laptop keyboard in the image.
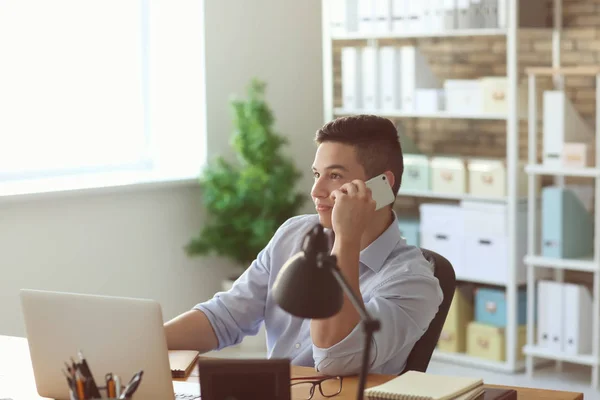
[175,393,200,399]
[173,381,200,399]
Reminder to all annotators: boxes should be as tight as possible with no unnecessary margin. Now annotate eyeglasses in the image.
[291,376,343,399]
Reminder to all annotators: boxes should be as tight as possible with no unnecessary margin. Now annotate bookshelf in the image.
[321,0,547,373]
[523,66,600,389]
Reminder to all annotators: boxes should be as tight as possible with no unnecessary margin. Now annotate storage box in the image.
[474,287,527,328]
[419,203,465,276]
[444,80,482,114]
[563,142,595,168]
[461,200,528,285]
[402,154,430,191]
[467,158,529,198]
[479,77,508,114]
[431,157,467,195]
[467,322,527,361]
[415,89,445,113]
[438,286,474,353]
[398,218,420,246]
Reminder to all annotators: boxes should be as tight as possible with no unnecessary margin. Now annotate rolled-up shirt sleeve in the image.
[194,248,271,349]
[192,216,299,350]
[312,264,443,376]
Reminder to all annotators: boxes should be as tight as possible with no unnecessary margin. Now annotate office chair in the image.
[402,248,456,374]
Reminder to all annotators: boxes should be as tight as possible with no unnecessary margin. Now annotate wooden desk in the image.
[1,335,583,400]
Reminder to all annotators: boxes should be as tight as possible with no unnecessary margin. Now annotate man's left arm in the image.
[309,238,362,349]
[311,264,443,376]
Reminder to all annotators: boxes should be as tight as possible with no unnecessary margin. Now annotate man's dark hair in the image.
[315,115,403,196]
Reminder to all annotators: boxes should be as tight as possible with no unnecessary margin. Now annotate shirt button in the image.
[295,343,301,349]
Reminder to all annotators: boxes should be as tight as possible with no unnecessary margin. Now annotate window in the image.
[0,0,205,194]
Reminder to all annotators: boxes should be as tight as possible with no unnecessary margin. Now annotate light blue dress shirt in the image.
[195,213,443,376]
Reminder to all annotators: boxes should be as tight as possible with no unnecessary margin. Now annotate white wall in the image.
[204,0,324,193]
[0,0,323,337]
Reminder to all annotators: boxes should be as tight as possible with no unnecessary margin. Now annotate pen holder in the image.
[68,385,128,400]
[62,352,142,400]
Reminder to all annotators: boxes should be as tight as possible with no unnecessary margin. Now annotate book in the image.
[168,350,200,378]
[481,388,517,400]
[363,370,484,400]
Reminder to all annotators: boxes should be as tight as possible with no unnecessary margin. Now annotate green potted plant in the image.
[185,78,306,289]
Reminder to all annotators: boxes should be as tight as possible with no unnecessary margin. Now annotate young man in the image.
[165,115,443,376]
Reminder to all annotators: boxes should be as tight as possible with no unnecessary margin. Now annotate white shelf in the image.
[334,108,508,120]
[397,189,508,202]
[523,345,599,366]
[525,164,600,178]
[432,350,524,373]
[525,255,598,273]
[331,28,507,40]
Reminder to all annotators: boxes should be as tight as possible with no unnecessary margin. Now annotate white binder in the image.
[497,0,507,28]
[564,283,593,355]
[358,0,375,33]
[482,0,498,28]
[456,0,471,29]
[341,47,362,110]
[400,46,440,111]
[329,0,359,35]
[379,46,401,110]
[406,1,424,33]
[391,0,408,34]
[536,281,551,349]
[429,0,446,32]
[443,0,457,30]
[547,281,564,352]
[542,91,594,168]
[361,47,379,110]
[469,0,483,28]
[374,0,392,33]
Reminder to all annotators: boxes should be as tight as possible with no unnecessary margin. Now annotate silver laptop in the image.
[20,289,200,400]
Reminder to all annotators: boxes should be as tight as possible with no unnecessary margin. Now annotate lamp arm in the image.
[321,254,376,325]
[318,253,381,400]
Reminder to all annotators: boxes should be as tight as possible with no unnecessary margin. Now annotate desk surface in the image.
[0,335,583,400]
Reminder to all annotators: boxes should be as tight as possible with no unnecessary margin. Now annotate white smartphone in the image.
[365,173,395,210]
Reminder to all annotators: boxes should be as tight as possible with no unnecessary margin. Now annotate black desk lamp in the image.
[273,223,381,400]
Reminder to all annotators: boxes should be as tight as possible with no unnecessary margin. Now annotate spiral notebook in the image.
[363,370,484,400]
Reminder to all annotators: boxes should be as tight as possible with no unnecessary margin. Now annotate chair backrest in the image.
[402,248,456,374]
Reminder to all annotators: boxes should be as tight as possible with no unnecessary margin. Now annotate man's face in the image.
[311,142,368,229]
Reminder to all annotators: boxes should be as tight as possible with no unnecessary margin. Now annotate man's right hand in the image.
[329,179,376,245]
[164,309,219,352]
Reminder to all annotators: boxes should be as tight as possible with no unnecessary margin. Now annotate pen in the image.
[62,369,75,393]
[114,374,122,398]
[75,369,86,400]
[78,350,102,399]
[119,370,143,399]
[106,373,116,398]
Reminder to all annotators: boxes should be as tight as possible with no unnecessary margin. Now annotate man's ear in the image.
[384,170,395,189]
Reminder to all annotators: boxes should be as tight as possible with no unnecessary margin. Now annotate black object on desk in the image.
[273,223,380,400]
[198,358,290,400]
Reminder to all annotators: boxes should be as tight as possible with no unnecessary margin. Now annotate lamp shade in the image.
[272,224,343,319]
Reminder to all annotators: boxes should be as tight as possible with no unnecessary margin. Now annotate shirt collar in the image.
[359,211,403,273]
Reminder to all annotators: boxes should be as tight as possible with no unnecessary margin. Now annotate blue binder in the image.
[542,187,593,258]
